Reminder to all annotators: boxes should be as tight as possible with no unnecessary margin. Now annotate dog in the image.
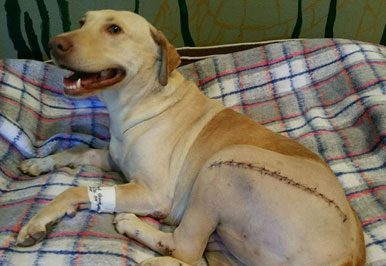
[16,10,365,266]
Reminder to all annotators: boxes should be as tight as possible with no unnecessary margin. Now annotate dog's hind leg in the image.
[20,147,116,176]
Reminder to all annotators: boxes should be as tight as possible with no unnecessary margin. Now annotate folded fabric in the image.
[0,38,385,265]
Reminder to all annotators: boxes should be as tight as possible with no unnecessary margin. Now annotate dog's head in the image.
[50,10,180,97]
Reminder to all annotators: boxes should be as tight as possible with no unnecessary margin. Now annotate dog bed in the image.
[0,38,385,265]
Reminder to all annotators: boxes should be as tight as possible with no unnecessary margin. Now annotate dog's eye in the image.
[79,19,85,28]
[108,24,122,34]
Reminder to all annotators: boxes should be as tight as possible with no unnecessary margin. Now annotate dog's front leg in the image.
[114,199,218,265]
[16,182,166,247]
[16,186,87,247]
[20,147,117,176]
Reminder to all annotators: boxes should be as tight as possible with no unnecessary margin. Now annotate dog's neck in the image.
[97,70,188,138]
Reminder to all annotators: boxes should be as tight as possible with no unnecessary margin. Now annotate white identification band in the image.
[88,186,116,213]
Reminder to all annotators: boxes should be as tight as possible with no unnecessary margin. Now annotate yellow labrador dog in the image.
[17,10,365,266]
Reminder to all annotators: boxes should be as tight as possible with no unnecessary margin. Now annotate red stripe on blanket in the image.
[362,214,386,226]
[348,186,386,199]
[254,81,385,126]
[1,170,119,185]
[0,224,22,233]
[3,64,64,94]
[197,43,337,87]
[0,95,109,122]
[49,230,127,240]
[260,41,287,133]
[0,198,51,209]
[0,162,18,178]
[326,137,385,161]
[232,61,386,112]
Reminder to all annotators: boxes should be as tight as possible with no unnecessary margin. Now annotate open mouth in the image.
[63,67,126,95]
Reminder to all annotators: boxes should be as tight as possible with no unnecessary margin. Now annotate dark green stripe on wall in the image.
[325,0,337,38]
[134,0,140,14]
[24,12,43,60]
[57,0,71,32]
[178,0,195,47]
[4,0,33,59]
[36,0,50,58]
[381,24,386,45]
[291,0,303,38]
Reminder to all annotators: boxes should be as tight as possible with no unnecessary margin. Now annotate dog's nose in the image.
[49,36,73,56]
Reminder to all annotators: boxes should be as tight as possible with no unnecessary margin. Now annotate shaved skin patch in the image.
[209,160,348,222]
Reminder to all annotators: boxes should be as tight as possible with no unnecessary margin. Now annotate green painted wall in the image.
[1,0,385,60]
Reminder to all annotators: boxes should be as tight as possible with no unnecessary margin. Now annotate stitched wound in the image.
[209,160,347,222]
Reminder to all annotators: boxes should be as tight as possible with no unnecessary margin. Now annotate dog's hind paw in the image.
[19,157,55,176]
[113,213,142,237]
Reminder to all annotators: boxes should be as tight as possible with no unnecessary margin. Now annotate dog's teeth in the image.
[76,78,81,88]
[66,81,81,90]
[100,70,109,78]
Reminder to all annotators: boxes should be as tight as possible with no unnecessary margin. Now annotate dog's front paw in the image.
[20,157,55,176]
[16,200,78,247]
[16,217,50,247]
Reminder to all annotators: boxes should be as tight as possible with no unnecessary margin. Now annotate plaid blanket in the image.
[0,39,385,265]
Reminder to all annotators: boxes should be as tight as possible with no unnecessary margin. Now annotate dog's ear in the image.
[150,28,181,86]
